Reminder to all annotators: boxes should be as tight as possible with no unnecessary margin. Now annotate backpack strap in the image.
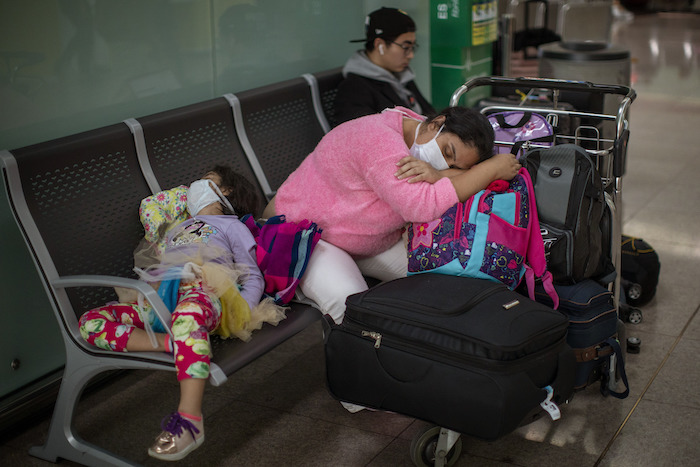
[493,112,555,156]
[520,167,559,309]
[573,343,614,362]
[511,140,525,156]
[494,112,532,129]
[510,136,556,156]
[601,337,630,399]
[454,201,465,240]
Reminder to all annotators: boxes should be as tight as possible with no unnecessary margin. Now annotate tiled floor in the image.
[2,9,699,467]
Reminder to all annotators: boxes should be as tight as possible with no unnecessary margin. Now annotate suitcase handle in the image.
[450,76,637,108]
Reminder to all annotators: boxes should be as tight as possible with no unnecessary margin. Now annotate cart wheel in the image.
[628,308,643,325]
[410,425,462,467]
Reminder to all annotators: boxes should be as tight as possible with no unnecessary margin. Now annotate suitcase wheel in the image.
[619,304,643,325]
[625,282,643,301]
[627,308,643,325]
[410,425,462,467]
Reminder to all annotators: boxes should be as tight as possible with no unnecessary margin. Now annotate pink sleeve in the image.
[364,157,459,222]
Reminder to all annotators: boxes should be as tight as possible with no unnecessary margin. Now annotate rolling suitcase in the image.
[533,279,630,398]
[324,274,576,441]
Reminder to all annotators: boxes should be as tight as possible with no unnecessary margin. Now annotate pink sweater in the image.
[275,108,459,258]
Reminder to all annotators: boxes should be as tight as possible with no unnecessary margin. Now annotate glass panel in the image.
[0,176,65,399]
[214,0,363,93]
[0,0,217,149]
[0,0,370,150]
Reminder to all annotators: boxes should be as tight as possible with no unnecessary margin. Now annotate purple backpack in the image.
[407,168,558,308]
[489,111,554,157]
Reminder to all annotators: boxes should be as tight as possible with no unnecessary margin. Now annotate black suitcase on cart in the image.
[324,274,576,441]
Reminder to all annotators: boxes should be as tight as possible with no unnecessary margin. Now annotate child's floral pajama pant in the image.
[79,280,221,381]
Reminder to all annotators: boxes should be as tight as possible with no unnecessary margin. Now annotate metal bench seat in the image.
[0,68,346,466]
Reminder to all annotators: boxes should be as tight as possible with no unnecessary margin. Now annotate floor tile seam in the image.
[638,395,700,411]
[365,438,407,467]
[204,397,402,438]
[205,345,324,403]
[632,326,698,340]
[0,442,26,456]
[593,304,700,466]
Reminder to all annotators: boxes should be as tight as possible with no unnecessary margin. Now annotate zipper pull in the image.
[361,330,382,349]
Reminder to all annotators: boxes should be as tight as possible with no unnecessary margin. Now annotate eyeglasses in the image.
[390,41,419,55]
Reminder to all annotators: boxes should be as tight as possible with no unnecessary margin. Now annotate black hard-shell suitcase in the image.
[324,274,576,441]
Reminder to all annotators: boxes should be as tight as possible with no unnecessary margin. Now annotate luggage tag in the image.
[540,385,561,420]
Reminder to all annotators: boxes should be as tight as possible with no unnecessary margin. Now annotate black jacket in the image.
[333,73,435,127]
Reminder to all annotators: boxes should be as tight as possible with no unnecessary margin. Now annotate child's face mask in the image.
[410,122,448,170]
[187,179,235,216]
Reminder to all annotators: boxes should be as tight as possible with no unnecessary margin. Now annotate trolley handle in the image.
[449,76,637,107]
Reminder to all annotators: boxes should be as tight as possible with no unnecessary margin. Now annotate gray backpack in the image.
[520,144,614,284]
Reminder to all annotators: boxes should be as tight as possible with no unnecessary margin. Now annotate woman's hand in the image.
[486,153,521,181]
[395,156,442,184]
[449,153,522,203]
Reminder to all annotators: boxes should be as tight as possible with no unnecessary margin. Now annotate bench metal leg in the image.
[29,346,141,466]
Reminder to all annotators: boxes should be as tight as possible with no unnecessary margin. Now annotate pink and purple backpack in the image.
[407,168,558,308]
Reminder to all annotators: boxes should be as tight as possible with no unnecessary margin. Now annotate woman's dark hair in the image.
[209,164,261,217]
[428,107,495,162]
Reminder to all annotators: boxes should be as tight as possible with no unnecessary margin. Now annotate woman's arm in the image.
[449,154,520,202]
[394,157,466,184]
[394,157,443,184]
[395,153,521,203]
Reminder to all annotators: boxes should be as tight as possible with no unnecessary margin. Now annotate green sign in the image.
[430,0,498,48]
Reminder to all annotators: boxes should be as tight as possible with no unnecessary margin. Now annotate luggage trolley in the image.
[407,77,636,467]
[451,76,635,315]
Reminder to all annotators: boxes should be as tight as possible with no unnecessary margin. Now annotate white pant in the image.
[298,239,408,324]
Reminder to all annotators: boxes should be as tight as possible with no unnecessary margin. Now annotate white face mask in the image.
[409,122,448,170]
[187,179,235,216]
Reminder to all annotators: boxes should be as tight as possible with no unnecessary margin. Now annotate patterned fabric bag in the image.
[407,168,558,307]
[489,111,554,157]
[242,214,322,305]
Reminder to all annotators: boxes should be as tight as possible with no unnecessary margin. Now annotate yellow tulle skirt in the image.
[126,243,287,342]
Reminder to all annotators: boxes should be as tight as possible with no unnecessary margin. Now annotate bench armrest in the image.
[52,275,174,340]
